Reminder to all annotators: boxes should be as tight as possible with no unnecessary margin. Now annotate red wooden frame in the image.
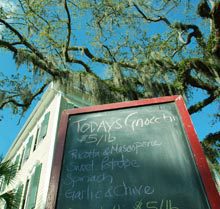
[46,95,220,209]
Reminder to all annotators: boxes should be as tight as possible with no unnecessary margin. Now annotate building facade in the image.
[0,82,93,209]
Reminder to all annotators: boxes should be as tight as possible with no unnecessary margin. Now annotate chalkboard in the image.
[46,96,220,209]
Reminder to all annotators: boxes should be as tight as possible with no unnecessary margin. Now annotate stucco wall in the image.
[8,92,62,209]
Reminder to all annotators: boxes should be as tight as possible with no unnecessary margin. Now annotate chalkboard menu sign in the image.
[46,96,220,209]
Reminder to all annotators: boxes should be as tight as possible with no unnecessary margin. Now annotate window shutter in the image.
[20,149,25,168]
[1,177,6,192]
[39,112,50,140]
[14,154,21,170]
[25,163,42,209]
[21,179,30,209]
[23,136,33,161]
[0,177,5,192]
[15,184,24,208]
[33,128,40,151]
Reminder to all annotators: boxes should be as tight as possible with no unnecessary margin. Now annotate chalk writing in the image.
[101,155,140,171]
[133,200,143,209]
[64,182,154,200]
[71,112,176,135]
[67,160,94,172]
[76,133,116,145]
[92,200,179,209]
[134,199,179,209]
[68,139,162,163]
[63,173,113,188]
[103,140,162,156]
[68,149,100,160]
[73,118,122,133]
[124,113,176,131]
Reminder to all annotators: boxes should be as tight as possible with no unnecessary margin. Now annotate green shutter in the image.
[25,163,42,209]
[15,184,24,209]
[0,177,5,192]
[23,136,33,161]
[15,154,21,170]
[39,112,50,140]
[33,128,40,151]
[1,177,6,192]
[20,149,25,168]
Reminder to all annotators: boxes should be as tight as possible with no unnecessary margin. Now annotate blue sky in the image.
[0,51,38,157]
[0,50,219,157]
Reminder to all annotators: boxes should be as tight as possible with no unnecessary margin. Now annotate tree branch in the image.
[62,0,93,74]
[0,81,50,110]
[0,19,63,78]
[188,92,218,114]
[65,57,93,74]
[211,2,220,58]
[203,131,220,145]
[103,45,117,62]
[68,46,137,69]
[0,40,17,53]
[63,0,72,60]
[189,58,219,77]
[174,23,206,48]
[0,18,45,60]
[26,2,50,27]
[187,74,216,92]
[0,39,64,78]
[17,0,40,33]
[13,49,61,77]
[133,2,171,27]
[133,2,206,50]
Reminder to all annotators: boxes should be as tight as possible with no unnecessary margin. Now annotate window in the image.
[19,149,25,169]
[23,136,33,162]
[14,154,21,171]
[32,111,50,151]
[25,163,42,209]
[33,127,40,152]
[0,177,5,193]
[38,112,50,143]
[15,184,24,209]
[21,179,30,209]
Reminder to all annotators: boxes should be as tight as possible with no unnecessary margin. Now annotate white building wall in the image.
[31,93,62,209]
[0,82,93,209]
[39,93,63,209]
[8,92,62,209]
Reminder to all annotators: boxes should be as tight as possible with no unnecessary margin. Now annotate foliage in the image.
[0,1,219,158]
[202,131,220,164]
[0,157,18,209]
